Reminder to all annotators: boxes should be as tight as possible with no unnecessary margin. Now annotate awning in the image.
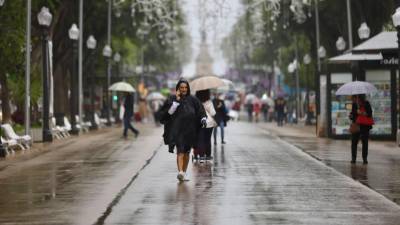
[353,32,397,53]
[329,52,383,63]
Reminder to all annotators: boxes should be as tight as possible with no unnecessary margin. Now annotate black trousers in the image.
[351,125,370,161]
[123,116,139,137]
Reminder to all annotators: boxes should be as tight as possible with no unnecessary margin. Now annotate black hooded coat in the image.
[158,79,206,150]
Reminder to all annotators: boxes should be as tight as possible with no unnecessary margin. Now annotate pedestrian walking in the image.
[275,97,286,126]
[245,99,253,122]
[150,99,164,126]
[213,93,228,145]
[122,93,140,139]
[193,89,217,161]
[159,78,207,181]
[349,94,374,164]
[253,99,261,123]
[261,102,270,122]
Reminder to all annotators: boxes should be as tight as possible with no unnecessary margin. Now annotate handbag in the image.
[349,123,360,134]
[355,106,374,126]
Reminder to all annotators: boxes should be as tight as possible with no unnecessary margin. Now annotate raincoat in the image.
[159,82,206,151]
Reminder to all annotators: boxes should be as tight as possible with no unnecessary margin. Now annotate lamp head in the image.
[68,24,80,40]
[336,36,346,51]
[358,22,370,40]
[102,45,112,57]
[37,7,52,27]
[86,35,97,49]
[392,7,400,27]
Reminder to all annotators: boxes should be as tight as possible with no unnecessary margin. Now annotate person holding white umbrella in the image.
[335,81,376,164]
[349,94,374,164]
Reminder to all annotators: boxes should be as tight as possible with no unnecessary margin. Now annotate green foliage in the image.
[223,0,396,91]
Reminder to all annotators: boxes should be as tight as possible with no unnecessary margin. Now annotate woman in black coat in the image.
[349,94,373,164]
[212,93,228,145]
[159,78,207,181]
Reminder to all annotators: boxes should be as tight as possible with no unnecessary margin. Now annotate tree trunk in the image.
[0,73,11,123]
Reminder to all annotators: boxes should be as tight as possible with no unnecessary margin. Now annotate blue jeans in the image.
[213,121,224,143]
[123,116,139,137]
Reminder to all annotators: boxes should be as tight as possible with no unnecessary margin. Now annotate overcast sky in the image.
[181,0,243,77]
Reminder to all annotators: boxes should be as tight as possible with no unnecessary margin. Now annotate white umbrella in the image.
[147,92,166,101]
[335,81,377,95]
[217,78,235,92]
[261,96,274,106]
[108,81,136,92]
[190,75,225,92]
[245,93,256,103]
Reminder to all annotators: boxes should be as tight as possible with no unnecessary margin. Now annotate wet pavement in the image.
[258,122,400,206]
[0,122,400,224]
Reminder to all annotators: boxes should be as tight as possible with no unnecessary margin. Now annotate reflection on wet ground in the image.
[279,135,400,205]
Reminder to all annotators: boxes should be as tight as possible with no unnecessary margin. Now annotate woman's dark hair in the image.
[175,78,191,95]
[195,89,210,102]
[357,94,366,101]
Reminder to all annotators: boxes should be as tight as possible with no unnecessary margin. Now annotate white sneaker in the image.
[177,171,185,181]
[184,173,190,181]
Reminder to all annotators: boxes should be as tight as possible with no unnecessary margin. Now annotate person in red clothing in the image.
[253,99,261,123]
[349,94,373,164]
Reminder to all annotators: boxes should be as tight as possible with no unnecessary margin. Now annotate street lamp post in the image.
[37,7,53,142]
[392,7,400,145]
[303,54,312,125]
[294,36,301,123]
[103,45,112,126]
[288,61,298,123]
[105,0,113,126]
[68,24,80,135]
[86,35,97,130]
[25,0,32,136]
[0,0,5,156]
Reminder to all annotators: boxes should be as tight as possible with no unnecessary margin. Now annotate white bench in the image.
[94,113,107,128]
[75,115,91,132]
[1,124,31,149]
[51,117,70,139]
[1,136,26,153]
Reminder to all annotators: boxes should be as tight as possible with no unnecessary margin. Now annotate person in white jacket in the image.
[195,89,217,160]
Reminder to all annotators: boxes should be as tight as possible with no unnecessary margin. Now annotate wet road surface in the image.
[261,123,400,205]
[0,122,400,224]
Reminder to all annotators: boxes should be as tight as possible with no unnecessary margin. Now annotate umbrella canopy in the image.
[335,81,377,95]
[245,93,256,103]
[147,92,166,101]
[217,78,235,92]
[261,96,274,106]
[108,81,136,92]
[190,75,225,92]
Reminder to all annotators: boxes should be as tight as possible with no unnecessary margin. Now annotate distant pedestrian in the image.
[122,92,140,139]
[194,89,217,161]
[253,100,261,123]
[261,102,270,122]
[275,97,285,126]
[349,94,374,164]
[213,93,228,145]
[245,99,253,122]
[150,99,164,126]
[159,78,207,181]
